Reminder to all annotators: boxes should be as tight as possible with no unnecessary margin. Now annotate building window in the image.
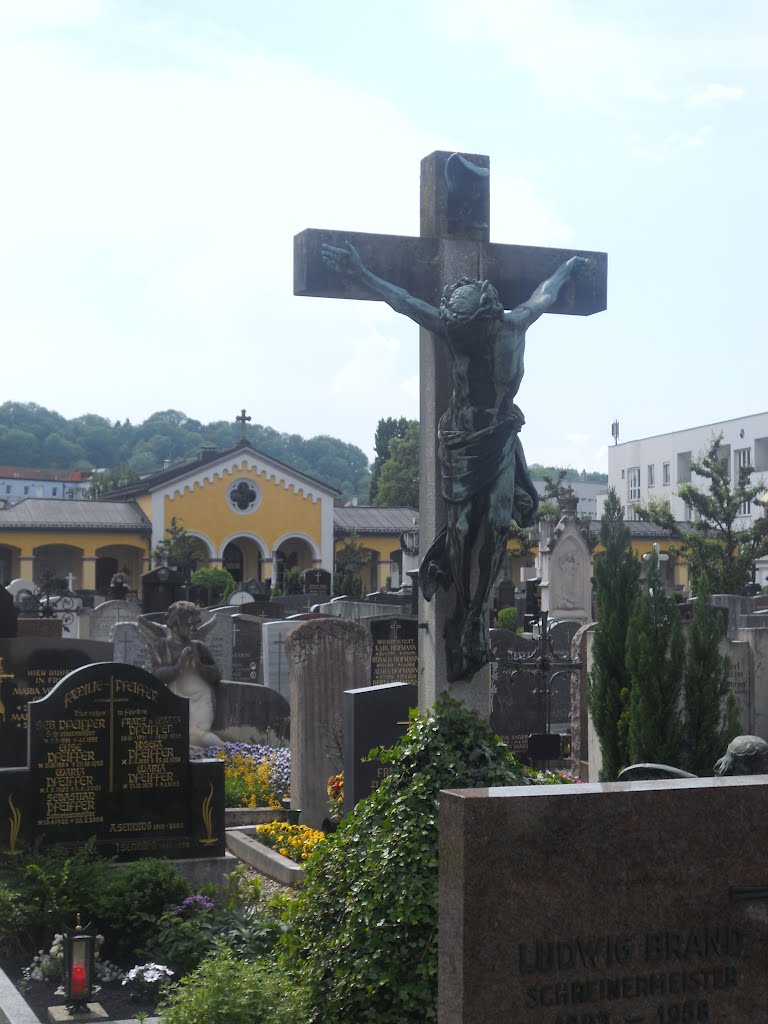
[647,465,655,488]
[23,486,29,495]
[227,477,261,514]
[736,447,752,516]
[628,467,640,503]
[662,462,670,486]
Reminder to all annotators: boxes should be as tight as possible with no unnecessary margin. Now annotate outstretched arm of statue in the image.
[510,255,590,326]
[321,242,443,334]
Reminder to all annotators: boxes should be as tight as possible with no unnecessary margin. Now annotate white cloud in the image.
[688,83,745,108]
[630,125,713,163]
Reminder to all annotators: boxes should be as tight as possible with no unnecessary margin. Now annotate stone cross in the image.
[294,151,607,720]
[236,408,251,443]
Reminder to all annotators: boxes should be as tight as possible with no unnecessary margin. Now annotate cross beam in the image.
[295,228,606,315]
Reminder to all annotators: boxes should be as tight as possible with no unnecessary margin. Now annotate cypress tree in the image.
[682,576,742,775]
[588,488,641,780]
[626,550,685,765]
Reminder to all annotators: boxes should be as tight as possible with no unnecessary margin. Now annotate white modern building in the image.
[607,411,768,527]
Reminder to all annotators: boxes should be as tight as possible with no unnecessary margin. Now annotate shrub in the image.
[92,859,190,960]
[156,945,310,1024]
[0,881,31,958]
[496,606,518,631]
[280,694,556,1024]
[190,567,236,605]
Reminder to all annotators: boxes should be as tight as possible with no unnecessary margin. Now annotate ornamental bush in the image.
[279,694,560,1024]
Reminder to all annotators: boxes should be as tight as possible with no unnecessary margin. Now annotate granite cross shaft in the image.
[294,150,607,720]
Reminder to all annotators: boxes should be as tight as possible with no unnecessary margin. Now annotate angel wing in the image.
[137,615,169,648]
[194,614,217,640]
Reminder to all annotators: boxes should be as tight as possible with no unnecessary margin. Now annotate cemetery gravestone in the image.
[342,682,416,814]
[0,638,113,767]
[231,614,264,683]
[262,620,297,704]
[141,566,185,614]
[285,617,372,828]
[214,683,290,745]
[302,568,331,598]
[439,777,768,1023]
[88,599,142,644]
[112,621,150,671]
[0,586,18,637]
[0,661,224,860]
[369,615,418,686]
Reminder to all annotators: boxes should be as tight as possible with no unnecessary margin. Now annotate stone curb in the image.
[225,827,305,886]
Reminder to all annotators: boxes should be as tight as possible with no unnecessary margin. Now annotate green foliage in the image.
[0,881,30,958]
[156,945,310,1024]
[92,859,191,960]
[190,566,236,604]
[0,402,371,503]
[588,489,642,779]
[682,578,742,774]
[0,848,189,962]
[152,517,204,575]
[638,434,768,595]
[627,551,685,766]
[333,532,371,598]
[281,566,303,595]
[369,416,409,503]
[496,606,519,632]
[280,695,556,1024]
[88,463,140,497]
[528,463,607,484]
[373,419,419,508]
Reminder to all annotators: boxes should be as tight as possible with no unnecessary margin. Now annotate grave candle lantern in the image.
[62,914,97,1009]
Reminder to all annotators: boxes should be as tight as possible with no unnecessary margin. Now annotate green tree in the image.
[152,517,203,578]
[588,488,641,780]
[369,416,409,503]
[334,533,370,598]
[682,577,741,775]
[88,464,140,498]
[375,420,419,507]
[190,566,236,605]
[638,434,768,595]
[626,550,685,766]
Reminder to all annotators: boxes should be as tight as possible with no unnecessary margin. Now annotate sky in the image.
[1,1,767,473]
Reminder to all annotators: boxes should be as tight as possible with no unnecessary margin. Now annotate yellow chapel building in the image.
[0,440,338,594]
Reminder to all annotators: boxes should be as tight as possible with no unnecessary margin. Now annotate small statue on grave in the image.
[321,240,588,681]
[139,601,223,749]
[713,735,768,776]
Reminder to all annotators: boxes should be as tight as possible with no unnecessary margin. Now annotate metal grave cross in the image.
[294,150,606,718]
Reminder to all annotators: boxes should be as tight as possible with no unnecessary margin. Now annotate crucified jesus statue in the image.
[322,241,589,681]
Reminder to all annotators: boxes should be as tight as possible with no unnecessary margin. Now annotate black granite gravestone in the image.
[342,682,416,814]
[0,638,113,768]
[231,614,263,682]
[0,587,18,638]
[369,616,418,686]
[0,661,224,860]
[302,568,331,598]
[491,665,543,760]
[141,567,185,614]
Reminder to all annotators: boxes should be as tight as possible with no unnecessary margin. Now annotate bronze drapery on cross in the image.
[294,151,606,701]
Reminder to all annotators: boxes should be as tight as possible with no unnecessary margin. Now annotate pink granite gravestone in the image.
[285,617,372,828]
[439,777,768,1023]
